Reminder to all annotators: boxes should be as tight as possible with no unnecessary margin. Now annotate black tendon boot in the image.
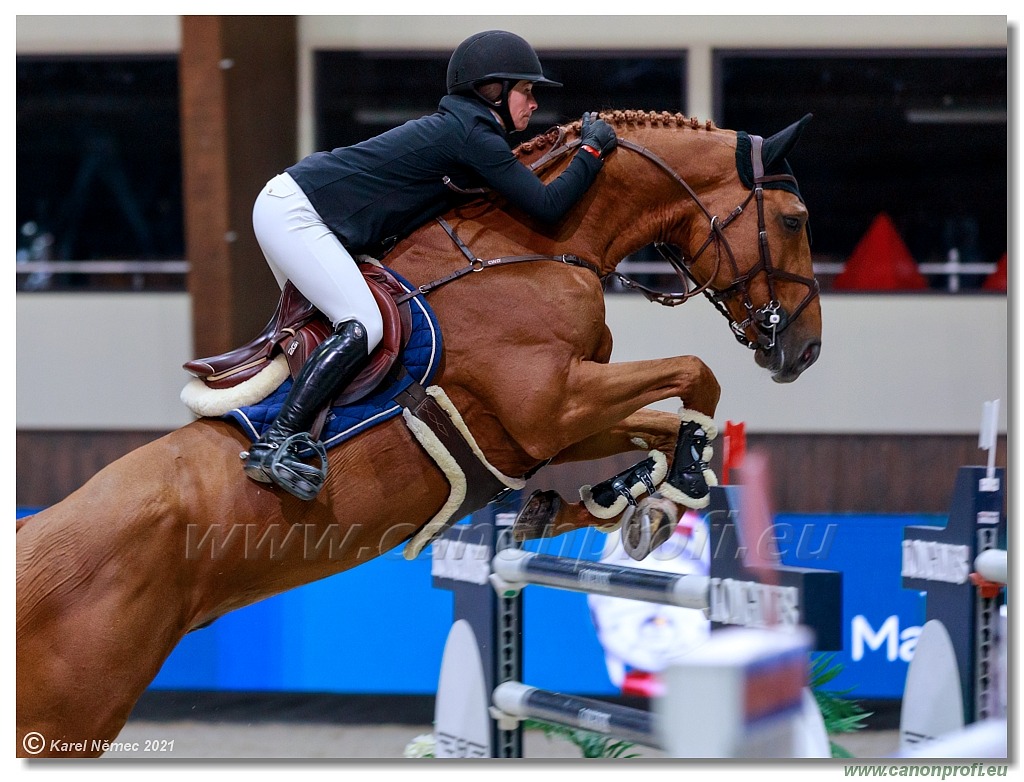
[659,411,718,509]
[242,319,370,500]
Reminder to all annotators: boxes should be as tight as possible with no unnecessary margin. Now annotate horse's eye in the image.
[782,215,803,233]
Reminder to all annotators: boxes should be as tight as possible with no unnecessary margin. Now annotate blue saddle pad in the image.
[225,269,442,450]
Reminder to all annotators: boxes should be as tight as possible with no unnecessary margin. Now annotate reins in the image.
[397,119,819,351]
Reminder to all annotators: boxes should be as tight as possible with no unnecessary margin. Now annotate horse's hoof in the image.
[512,490,562,541]
[621,494,678,561]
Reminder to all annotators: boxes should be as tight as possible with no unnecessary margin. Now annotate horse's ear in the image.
[762,113,812,170]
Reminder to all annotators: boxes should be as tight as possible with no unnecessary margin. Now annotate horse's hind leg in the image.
[16,497,190,757]
[512,491,624,542]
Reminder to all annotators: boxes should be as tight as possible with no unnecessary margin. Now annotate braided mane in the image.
[513,110,717,159]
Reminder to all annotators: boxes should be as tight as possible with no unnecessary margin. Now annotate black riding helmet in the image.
[446,30,561,132]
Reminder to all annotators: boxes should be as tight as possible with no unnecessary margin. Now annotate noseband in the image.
[609,134,820,351]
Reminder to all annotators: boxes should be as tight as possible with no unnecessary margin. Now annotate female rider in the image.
[243,30,618,499]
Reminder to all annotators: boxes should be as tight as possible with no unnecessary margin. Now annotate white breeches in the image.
[252,172,385,351]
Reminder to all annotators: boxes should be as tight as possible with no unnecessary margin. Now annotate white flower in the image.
[403,733,436,758]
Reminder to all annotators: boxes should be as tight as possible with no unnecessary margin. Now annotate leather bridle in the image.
[606,134,820,351]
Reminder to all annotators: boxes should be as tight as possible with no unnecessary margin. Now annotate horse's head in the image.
[655,114,821,383]
[514,112,821,382]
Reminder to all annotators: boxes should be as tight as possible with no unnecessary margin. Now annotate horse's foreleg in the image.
[511,490,681,566]
[511,407,707,543]
[505,358,721,545]
[511,489,623,542]
[547,408,683,464]
[503,355,721,460]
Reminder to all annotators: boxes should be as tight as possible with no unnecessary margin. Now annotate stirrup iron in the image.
[266,433,329,501]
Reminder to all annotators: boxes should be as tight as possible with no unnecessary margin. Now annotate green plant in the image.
[810,653,873,758]
[402,733,436,758]
[524,719,643,758]
[412,655,872,760]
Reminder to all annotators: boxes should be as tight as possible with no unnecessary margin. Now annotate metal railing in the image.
[16,260,191,292]
[16,257,1001,294]
[15,261,190,274]
[614,255,1000,294]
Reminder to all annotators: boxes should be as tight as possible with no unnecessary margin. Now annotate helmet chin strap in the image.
[472,80,516,133]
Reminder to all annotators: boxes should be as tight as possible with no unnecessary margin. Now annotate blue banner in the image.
[17,507,941,699]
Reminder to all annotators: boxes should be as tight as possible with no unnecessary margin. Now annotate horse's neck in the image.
[389,119,731,278]
[549,123,726,270]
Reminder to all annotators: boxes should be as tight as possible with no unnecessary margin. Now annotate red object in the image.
[722,420,746,485]
[982,252,1007,292]
[738,450,780,597]
[581,144,602,159]
[970,571,1003,599]
[833,213,928,291]
[621,670,664,698]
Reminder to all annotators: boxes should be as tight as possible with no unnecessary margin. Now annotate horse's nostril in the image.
[800,341,821,369]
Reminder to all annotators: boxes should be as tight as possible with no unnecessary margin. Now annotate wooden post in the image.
[179,15,297,358]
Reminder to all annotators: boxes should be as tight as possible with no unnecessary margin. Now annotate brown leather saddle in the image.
[185,226,531,542]
[183,264,413,419]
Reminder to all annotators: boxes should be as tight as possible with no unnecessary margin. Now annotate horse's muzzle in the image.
[756,335,821,383]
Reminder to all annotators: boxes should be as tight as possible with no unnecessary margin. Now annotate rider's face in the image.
[507,81,538,132]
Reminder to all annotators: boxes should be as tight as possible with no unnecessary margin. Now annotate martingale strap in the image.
[394,218,602,304]
[393,378,511,515]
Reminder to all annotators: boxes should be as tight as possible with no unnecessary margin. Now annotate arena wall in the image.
[15,15,1009,510]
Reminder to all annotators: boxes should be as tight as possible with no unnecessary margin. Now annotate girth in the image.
[388,217,586,528]
[393,379,511,521]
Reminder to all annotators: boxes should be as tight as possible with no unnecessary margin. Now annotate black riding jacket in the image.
[286,94,602,254]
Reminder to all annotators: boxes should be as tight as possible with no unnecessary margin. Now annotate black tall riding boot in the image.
[242,319,370,499]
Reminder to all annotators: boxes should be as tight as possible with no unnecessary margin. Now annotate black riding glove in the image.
[580,111,618,160]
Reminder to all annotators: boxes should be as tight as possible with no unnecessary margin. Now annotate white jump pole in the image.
[491,548,709,610]
[492,681,663,749]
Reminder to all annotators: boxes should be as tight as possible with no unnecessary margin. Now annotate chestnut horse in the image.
[16,111,821,757]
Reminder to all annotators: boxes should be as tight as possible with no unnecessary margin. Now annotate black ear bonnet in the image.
[734,113,812,202]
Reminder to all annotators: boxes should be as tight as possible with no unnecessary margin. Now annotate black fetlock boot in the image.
[580,451,668,520]
[242,319,370,500]
[659,411,718,509]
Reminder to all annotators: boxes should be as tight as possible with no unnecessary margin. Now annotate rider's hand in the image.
[580,112,617,160]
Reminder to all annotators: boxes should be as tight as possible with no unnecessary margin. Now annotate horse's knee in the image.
[685,357,721,416]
